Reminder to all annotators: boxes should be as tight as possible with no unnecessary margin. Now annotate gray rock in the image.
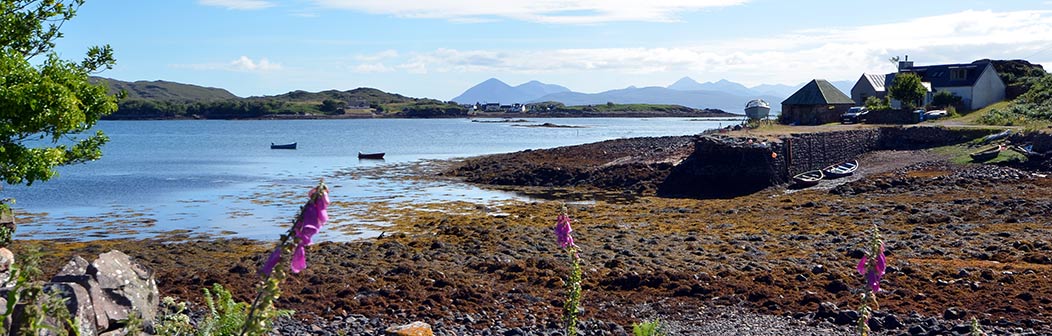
[54,255,89,278]
[52,257,112,332]
[44,282,98,336]
[88,250,159,329]
[0,247,13,284]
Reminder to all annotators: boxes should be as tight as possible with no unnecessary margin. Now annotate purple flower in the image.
[259,186,330,275]
[555,213,575,249]
[857,243,886,292]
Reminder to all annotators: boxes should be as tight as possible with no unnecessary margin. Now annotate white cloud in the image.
[355,50,399,62]
[352,63,394,73]
[172,56,283,72]
[386,10,1052,85]
[199,0,275,10]
[307,0,748,23]
[230,56,282,71]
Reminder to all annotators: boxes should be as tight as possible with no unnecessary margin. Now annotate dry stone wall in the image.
[660,126,998,198]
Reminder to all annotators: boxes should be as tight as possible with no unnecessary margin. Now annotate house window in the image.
[950,68,967,80]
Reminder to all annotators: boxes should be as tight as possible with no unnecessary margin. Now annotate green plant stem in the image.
[564,247,582,336]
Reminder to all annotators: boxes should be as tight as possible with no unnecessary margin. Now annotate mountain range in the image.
[451,78,571,104]
[450,77,856,113]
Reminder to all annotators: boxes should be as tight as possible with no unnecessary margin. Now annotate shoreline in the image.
[17,129,1052,334]
[100,111,743,121]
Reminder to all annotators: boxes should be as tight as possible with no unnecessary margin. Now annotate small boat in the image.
[358,152,385,160]
[744,99,771,120]
[981,130,1012,144]
[969,145,1003,162]
[792,170,824,187]
[271,142,297,150]
[822,160,859,179]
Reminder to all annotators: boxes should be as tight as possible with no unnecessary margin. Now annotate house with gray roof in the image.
[894,60,1005,110]
[854,59,1006,111]
[850,73,887,105]
[780,79,856,125]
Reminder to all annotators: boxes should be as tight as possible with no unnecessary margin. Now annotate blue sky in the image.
[51,0,1052,99]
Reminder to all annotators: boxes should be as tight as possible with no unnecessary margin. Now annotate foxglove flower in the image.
[555,213,575,249]
[856,243,886,292]
[291,188,329,273]
[259,186,330,275]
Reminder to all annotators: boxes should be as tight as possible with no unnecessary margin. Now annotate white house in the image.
[853,59,1006,111]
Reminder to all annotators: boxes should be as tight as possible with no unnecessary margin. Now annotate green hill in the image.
[251,87,414,104]
[91,77,238,101]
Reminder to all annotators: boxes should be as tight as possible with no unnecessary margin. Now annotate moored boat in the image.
[822,159,858,179]
[358,152,385,160]
[792,170,824,187]
[969,145,1003,162]
[744,99,771,120]
[271,142,297,150]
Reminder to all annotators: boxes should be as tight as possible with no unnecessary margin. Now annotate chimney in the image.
[898,54,914,71]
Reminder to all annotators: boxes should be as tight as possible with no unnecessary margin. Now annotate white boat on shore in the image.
[745,99,771,120]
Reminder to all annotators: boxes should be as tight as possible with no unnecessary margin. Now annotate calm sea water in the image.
[4,117,733,241]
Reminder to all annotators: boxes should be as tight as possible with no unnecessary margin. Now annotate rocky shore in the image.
[18,130,1052,335]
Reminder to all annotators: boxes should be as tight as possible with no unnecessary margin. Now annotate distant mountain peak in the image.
[452,78,569,104]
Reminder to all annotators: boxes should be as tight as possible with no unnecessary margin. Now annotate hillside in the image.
[250,87,414,104]
[92,77,237,101]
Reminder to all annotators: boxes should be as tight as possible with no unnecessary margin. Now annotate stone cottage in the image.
[780,79,855,125]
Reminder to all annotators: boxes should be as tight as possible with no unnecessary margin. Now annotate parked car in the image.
[924,110,948,119]
[841,107,869,124]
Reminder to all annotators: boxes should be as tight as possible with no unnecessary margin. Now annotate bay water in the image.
[4,117,733,241]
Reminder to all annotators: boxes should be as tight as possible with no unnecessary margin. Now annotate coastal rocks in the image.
[91,250,160,326]
[0,247,13,284]
[447,136,695,194]
[2,250,159,336]
[384,321,434,336]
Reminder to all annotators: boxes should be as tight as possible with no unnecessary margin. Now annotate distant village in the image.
[457,102,567,114]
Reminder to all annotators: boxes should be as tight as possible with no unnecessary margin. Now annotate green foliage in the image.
[632,319,664,336]
[0,244,78,336]
[864,96,890,112]
[978,74,1052,126]
[889,72,927,110]
[147,286,292,336]
[1,0,118,186]
[970,317,986,336]
[93,77,237,101]
[153,297,195,336]
[201,283,250,335]
[932,90,962,109]
[563,247,583,336]
[399,101,469,118]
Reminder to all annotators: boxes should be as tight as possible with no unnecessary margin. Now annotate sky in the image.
[49,0,1052,100]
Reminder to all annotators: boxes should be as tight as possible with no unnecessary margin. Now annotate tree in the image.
[1,0,117,186]
[932,90,962,109]
[864,96,890,112]
[889,72,926,110]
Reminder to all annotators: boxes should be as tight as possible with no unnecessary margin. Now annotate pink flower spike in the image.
[555,213,576,249]
[290,245,307,273]
[259,247,282,276]
[857,255,867,275]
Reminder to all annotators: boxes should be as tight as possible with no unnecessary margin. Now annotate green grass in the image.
[951,101,1011,125]
[932,143,1027,165]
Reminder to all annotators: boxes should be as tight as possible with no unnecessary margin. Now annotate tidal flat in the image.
[19,141,1052,334]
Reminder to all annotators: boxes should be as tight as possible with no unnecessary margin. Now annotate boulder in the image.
[43,282,98,336]
[88,250,159,329]
[0,247,13,284]
[51,255,111,332]
[385,321,434,336]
